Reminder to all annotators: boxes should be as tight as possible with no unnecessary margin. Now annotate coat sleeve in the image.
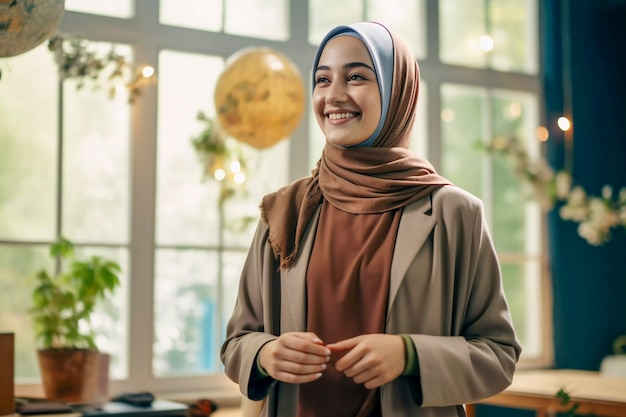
[220,220,279,400]
[411,189,522,407]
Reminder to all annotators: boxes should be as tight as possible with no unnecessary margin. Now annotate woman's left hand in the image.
[326,334,405,389]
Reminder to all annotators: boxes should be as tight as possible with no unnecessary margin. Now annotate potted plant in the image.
[29,237,121,404]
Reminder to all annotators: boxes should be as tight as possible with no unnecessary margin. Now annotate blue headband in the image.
[312,22,394,147]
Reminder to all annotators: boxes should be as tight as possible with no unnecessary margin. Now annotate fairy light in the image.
[141,65,155,78]
[479,35,495,52]
[214,168,226,181]
[441,108,455,123]
[557,116,571,131]
[230,160,241,174]
[233,172,246,184]
[536,126,550,142]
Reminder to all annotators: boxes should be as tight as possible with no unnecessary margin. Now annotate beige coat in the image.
[221,185,522,417]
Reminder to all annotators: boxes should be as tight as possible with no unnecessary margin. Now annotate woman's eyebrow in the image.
[315,62,376,73]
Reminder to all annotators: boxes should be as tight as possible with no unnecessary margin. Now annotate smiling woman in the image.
[221,21,521,417]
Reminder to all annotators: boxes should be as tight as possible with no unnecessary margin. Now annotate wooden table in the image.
[466,369,626,417]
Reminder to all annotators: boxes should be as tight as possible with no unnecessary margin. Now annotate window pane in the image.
[153,249,248,376]
[156,51,225,246]
[440,0,537,73]
[224,0,288,41]
[367,0,427,58]
[222,141,290,247]
[491,90,540,253]
[153,248,221,376]
[64,0,134,18]
[308,0,363,44]
[501,260,543,358]
[62,43,132,244]
[440,84,486,197]
[0,245,51,381]
[439,0,486,68]
[159,0,222,32]
[489,0,538,73]
[0,46,58,241]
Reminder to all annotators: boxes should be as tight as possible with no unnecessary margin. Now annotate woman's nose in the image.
[325,81,348,104]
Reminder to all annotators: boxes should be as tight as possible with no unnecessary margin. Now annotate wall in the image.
[478,0,626,415]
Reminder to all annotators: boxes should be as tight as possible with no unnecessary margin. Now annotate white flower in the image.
[578,222,604,245]
[560,204,588,222]
[480,136,625,246]
[555,171,572,199]
[589,196,616,218]
[568,186,588,206]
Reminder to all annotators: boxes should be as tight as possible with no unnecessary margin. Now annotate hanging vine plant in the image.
[0,33,156,102]
[47,33,156,102]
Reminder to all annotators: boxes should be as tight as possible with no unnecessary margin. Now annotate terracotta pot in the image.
[37,349,110,404]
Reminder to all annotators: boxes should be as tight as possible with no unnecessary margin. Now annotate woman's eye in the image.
[315,76,330,84]
[348,74,366,81]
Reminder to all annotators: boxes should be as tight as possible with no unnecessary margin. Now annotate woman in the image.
[221,21,521,417]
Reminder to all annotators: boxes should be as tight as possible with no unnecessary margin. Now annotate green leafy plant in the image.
[556,387,581,416]
[29,237,121,350]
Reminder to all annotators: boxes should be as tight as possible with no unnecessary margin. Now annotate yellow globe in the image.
[0,0,65,57]
[214,47,306,149]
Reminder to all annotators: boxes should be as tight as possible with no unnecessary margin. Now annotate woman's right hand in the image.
[259,332,330,384]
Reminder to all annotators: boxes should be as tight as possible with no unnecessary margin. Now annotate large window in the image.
[0,0,548,400]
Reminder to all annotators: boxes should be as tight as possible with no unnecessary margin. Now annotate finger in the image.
[276,348,329,365]
[326,336,359,352]
[272,370,323,384]
[350,367,377,385]
[363,374,385,389]
[274,359,327,376]
[296,332,325,344]
[284,334,331,357]
[334,346,364,372]
[278,346,331,365]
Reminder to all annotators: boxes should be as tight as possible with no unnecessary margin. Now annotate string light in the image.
[536,126,550,142]
[214,168,226,182]
[557,116,571,131]
[479,35,495,52]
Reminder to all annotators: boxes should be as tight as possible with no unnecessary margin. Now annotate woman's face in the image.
[313,35,382,147]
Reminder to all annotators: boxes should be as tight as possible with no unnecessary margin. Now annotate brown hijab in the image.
[261,22,451,270]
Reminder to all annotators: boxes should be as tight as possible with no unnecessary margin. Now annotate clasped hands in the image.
[258,332,405,389]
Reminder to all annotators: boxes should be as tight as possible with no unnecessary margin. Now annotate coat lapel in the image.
[281,207,321,332]
[388,195,436,315]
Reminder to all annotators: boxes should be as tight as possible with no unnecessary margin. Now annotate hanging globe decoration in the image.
[214,47,306,149]
[0,0,65,57]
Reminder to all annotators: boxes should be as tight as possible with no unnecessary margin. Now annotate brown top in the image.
[296,201,402,417]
